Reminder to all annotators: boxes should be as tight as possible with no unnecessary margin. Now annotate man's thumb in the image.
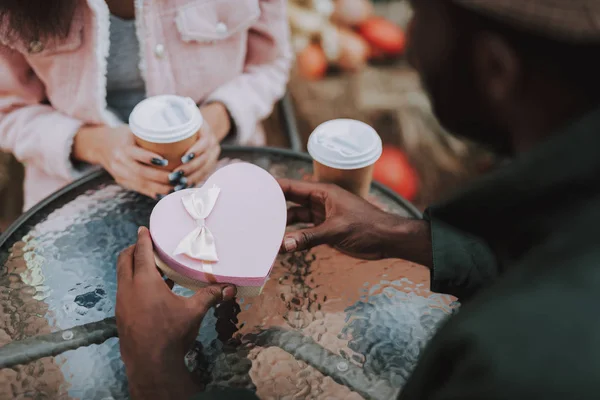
[282,226,330,253]
[190,284,237,314]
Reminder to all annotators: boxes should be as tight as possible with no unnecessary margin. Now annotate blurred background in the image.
[0,0,495,232]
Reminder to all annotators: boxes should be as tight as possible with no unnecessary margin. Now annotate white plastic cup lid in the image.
[307,119,383,170]
[129,95,203,144]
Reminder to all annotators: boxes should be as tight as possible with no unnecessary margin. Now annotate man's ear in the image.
[472,32,521,105]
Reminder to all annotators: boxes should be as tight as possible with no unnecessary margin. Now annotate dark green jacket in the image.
[400,106,600,399]
[194,107,600,399]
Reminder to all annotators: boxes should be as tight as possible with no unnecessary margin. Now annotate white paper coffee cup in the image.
[129,95,203,169]
[308,119,382,197]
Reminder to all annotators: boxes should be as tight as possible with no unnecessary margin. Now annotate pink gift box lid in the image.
[149,163,287,287]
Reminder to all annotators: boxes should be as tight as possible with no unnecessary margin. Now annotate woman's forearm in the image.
[200,102,232,142]
[72,125,106,165]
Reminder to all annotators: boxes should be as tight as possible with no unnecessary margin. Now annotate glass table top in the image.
[0,147,457,400]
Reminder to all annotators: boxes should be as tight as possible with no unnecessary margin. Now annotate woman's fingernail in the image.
[173,183,188,192]
[151,157,168,167]
[181,153,195,164]
[284,237,297,252]
[222,285,237,300]
[178,176,188,185]
[155,194,165,201]
[138,226,143,235]
[168,170,184,182]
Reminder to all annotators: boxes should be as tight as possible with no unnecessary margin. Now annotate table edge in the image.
[0,146,421,248]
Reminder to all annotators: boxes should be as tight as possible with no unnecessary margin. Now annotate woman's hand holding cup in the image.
[176,122,221,187]
[74,97,231,199]
[73,125,180,200]
[176,102,231,187]
[127,96,230,191]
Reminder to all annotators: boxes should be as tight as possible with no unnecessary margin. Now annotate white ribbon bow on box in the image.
[174,185,221,271]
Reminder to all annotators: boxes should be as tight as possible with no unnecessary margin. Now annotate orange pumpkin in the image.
[358,17,406,56]
[296,44,328,80]
[373,146,418,201]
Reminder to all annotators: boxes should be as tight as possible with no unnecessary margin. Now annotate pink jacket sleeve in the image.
[0,45,85,181]
[206,0,292,144]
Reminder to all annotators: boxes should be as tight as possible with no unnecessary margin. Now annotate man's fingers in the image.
[281,225,332,253]
[133,227,160,280]
[189,284,237,316]
[278,178,329,206]
[287,206,313,225]
[155,266,176,290]
[116,245,135,284]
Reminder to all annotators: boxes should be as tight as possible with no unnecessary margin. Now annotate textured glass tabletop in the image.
[0,147,457,400]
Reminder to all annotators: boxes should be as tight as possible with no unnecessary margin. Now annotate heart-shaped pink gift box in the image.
[149,163,287,296]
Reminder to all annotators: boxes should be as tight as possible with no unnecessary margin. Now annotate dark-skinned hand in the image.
[278,179,433,267]
[116,227,237,400]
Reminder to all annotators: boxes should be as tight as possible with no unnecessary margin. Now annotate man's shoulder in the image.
[454,201,600,335]
[461,236,600,334]
[404,277,600,399]
[441,254,600,380]
[402,201,600,399]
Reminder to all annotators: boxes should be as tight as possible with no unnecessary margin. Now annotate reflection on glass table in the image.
[0,147,458,400]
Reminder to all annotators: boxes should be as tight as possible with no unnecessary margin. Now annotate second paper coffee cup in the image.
[308,119,382,198]
[129,95,203,170]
